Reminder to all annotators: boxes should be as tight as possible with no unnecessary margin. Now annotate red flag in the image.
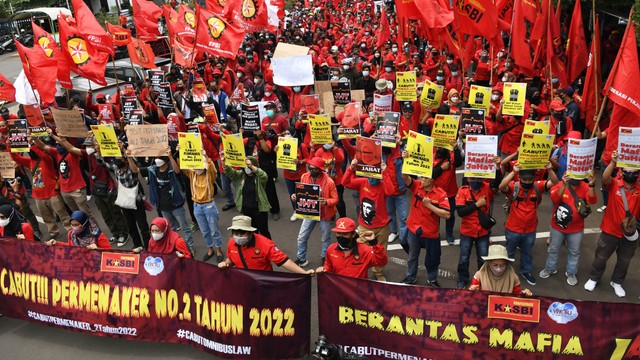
[127,37,156,69]
[522,0,538,22]
[583,16,601,132]
[132,0,162,41]
[415,0,454,28]
[510,0,533,75]
[0,73,16,102]
[163,4,180,44]
[530,0,549,66]
[32,20,73,89]
[497,0,513,24]
[205,0,227,14]
[173,39,198,68]
[566,0,588,83]
[106,21,132,46]
[377,8,390,48]
[548,1,569,88]
[394,0,421,21]
[602,104,640,164]
[453,0,500,43]
[602,13,640,117]
[58,15,109,86]
[194,5,245,59]
[15,41,57,105]
[71,0,114,56]
[179,4,197,33]
[223,0,271,32]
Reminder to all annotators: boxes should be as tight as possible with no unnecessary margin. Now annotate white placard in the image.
[617,127,640,169]
[566,137,597,179]
[272,55,314,86]
[250,101,268,121]
[464,135,498,179]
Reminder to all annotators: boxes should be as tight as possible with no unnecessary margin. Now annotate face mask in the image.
[195,169,205,175]
[254,78,260,84]
[385,67,392,73]
[365,32,370,36]
[531,95,541,104]
[266,109,275,117]
[520,182,534,190]
[552,78,559,84]
[451,71,459,77]
[237,72,243,78]
[0,218,10,227]
[234,235,250,245]
[505,62,512,67]
[244,167,253,175]
[86,148,96,155]
[368,179,380,186]
[72,225,85,235]
[391,47,398,53]
[436,76,444,81]
[362,70,370,77]
[293,86,301,92]
[502,76,508,82]
[623,172,639,184]
[309,169,322,178]
[481,56,489,62]
[491,94,500,101]
[451,96,460,103]
[568,179,581,187]
[374,54,380,58]
[323,144,333,150]
[336,235,354,250]
[244,91,250,97]
[151,232,164,241]
[552,112,563,120]
[264,92,271,97]
[56,146,68,156]
[446,59,453,64]
[497,51,504,58]
[469,181,482,191]
[490,264,506,277]
[342,65,350,70]
[154,159,166,167]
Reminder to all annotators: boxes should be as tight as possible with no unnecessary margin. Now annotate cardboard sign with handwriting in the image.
[125,124,168,157]
[51,108,88,138]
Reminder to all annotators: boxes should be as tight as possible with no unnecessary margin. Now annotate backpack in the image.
[503,181,540,215]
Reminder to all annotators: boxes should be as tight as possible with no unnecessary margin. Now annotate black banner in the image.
[295,183,321,221]
[461,108,486,135]
[148,70,164,92]
[241,104,261,132]
[331,81,351,105]
[157,82,174,111]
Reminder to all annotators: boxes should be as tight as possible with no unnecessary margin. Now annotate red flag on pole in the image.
[602,104,640,164]
[566,0,588,83]
[173,39,198,68]
[132,0,162,41]
[15,41,57,105]
[510,0,533,75]
[71,0,115,56]
[32,20,73,89]
[452,0,500,43]
[497,0,513,24]
[377,8,390,48]
[415,0,453,29]
[547,0,569,88]
[530,0,549,65]
[194,5,245,59]
[127,37,156,69]
[58,15,109,86]
[0,73,16,102]
[106,21,132,47]
[205,0,227,15]
[223,0,272,32]
[583,16,601,132]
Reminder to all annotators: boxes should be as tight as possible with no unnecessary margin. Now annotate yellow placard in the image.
[523,119,550,135]
[502,82,527,116]
[91,124,122,157]
[178,132,205,169]
[221,133,247,168]
[432,115,460,150]
[403,131,434,178]
[469,85,491,113]
[309,114,333,144]
[420,80,444,109]
[518,133,555,169]
[396,71,417,101]
[277,136,298,171]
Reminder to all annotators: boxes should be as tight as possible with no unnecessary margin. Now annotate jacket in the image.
[224,165,271,213]
[147,164,185,209]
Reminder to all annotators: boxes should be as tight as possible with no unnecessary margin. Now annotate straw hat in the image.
[481,245,514,262]
[227,215,257,232]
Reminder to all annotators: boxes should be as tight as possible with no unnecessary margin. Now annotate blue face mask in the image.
[323,144,333,150]
[368,179,381,186]
[266,109,275,117]
[469,181,483,191]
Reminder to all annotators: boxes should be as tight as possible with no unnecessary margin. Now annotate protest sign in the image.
[373,93,392,113]
[502,82,527,116]
[178,132,205,169]
[469,85,491,112]
[276,136,298,171]
[272,55,314,86]
[0,152,15,178]
[403,131,434,178]
[464,135,498,179]
[240,104,261,132]
[523,119,550,134]
[375,112,400,147]
[51,108,89,138]
[8,119,28,153]
[122,96,138,120]
[566,137,597,179]
[147,70,164,92]
[331,81,351,105]
[91,124,121,157]
[186,122,200,133]
[191,79,208,103]
[420,80,444,109]
[125,124,168,157]
[460,108,486,136]
[230,83,245,102]
[273,42,310,58]
[295,183,321,220]
[355,136,382,179]
[97,104,116,123]
[432,114,460,150]
[300,94,320,122]
[221,133,246,167]
[518,133,555,169]
[123,84,135,96]
[249,101,268,121]
[157,82,174,110]
[23,104,47,136]
[396,71,417,101]
[202,104,218,124]
[617,127,640,169]
[309,114,332,144]
[337,102,361,139]
[128,110,144,125]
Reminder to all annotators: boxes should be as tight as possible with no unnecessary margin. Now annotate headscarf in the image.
[69,211,102,247]
[0,204,24,237]
[148,217,181,255]
[476,260,520,294]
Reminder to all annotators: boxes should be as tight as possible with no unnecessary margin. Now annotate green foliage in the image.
[94,9,119,30]
[633,0,640,45]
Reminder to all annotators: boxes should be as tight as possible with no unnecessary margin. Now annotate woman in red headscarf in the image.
[147,217,192,258]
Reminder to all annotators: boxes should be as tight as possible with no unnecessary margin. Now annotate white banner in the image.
[617,127,640,169]
[566,137,597,179]
[464,135,498,179]
[272,55,314,86]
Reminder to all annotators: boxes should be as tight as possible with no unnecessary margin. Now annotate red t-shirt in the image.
[323,241,388,279]
[503,181,546,233]
[497,116,524,155]
[434,152,459,198]
[314,147,345,186]
[49,148,87,192]
[160,114,186,143]
[600,179,640,238]
[550,182,598,233]
[0,222,35,241]
[11,146,59,199]
[342,167,393,229]
[456,184,496,238]
[226,233,288,271]
[261,115,289,135]
[406,180,450,238]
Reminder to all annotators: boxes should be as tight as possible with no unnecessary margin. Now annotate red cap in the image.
[332,217,356,232]
[567,130,581,140]
[265,84,273,91]
[307,157,326,170]
[96,93,106,100]
[550,99,566,111]
[236,66,246,75]
[213,68,222,75]
[492,84,503,94]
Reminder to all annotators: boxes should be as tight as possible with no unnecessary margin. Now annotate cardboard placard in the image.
[464,135,498,179]
[523,119,550,134]
[396,71,417,101]
[309,114,333,144]
[273,42,310,58]
[300,94,320,122]
[23,104,47,137]
[157,82,174,110]
[518,133,555,169]
[331,81,351,105]
[240,104,261,131]
[128,110,144,125]
[355,136,382,179]
[403,131,434,178]
[277,136,298,171]
[421,80,444,109]
[122,96,138,120]
[272,55,315,86]
[51,108,89,138]
[295,183,320,220]
[191,79,208,103]
[178,132,205,169]
[202,104,218,124]
[337,102,361,139]
[617,127,640,169]
[221,133,247,168]
[8,119,28,153]
[432,114,460,150]
[375,112,400,148]
[147,70,164,92]
[91,124,122,157]
[461,108,486,136]
[469,85,491,113]
[125,124,168,157]
[502,82,527,116]
[0,152,15,179]
[566,137,597,179]
[373,94,393,113]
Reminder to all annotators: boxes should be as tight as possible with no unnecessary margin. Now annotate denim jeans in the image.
[457,234,490,283]
[285,178,298,209]
[352,190,360,219]
[387,193,408,242]
[296,219,333,261]
[220,172,235,206]
[405,230,440,282]
[545,228,583,275]
[160,206,194,247]
[505,229,536,274]
[193,201,224,248]
[588,231,638,284]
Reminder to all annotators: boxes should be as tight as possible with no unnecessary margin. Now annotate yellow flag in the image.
[432,115,460,150]
[221,133,247,167]
[502,82,527,116]
[277,136,298,171]
[518,133,555,169]
[469,85,491,113]
[91,124,122,157]
[396,71,417,101]
[523,119,550,135]
[420,80,444,109]
[403,131,434,178]
[309,114,333,144]
[178,132,205,169]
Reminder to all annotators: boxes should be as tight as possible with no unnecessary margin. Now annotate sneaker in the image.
[388,233,398,243]
[294,258,308,267]
[584,279,597,291]
[426,280,441,288]
[222,203,236,211]
[109,237,117,244]
[522,272,536,286]
[272,213,281,221]
[374,274,386,282]
[401,277,416,285]
[610,282,626,297]
[290,213,297,222]
[188,223,199,232]
[456,280,466,289]
[116,236,130,248]
[566,273,578,286]
[539,268,557,279]
[596,205,607,213]
[446,233,455,245]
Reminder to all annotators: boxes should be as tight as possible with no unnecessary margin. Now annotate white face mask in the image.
[451,96,460,103]
[234,235,250,245]
[552,78,559,84]
[392,47,398,53]
[385,67,392,73]
[151,232,164,241]
[362,70,370,77]
[254,78,260,84]
[446,59,453,64]
[491,94,500,101]
[293,86,301,92]
[502,76,508,82]
[264,92,271,97]
[0,218,10,227]
[195,169,205,175]
[342,65,350,70]
[451,71,458,77]
[374,54,380,58]
[154,159,166,167]
[244,167,253,174]
[86,148,96,155]
[497,51,504,58]
[436,76,444,81]
[361,43,366,48]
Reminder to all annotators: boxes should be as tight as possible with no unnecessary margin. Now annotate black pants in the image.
[336,185,347,218]
[242,207,270,239]
[121,200,150,249]
[265,176,280,215]
[179,173,197,223]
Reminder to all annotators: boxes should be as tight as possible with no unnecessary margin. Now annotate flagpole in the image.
[489,45,494,85]
[111,56,121,89]
[589,0,601,138]
[66,88,70,108]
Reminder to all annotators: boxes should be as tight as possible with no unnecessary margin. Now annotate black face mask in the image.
[623,172,639,184]
[531,95,541,105]
[568,179,581,187]
[520,181,534,189]
[552,112,563,120]
[336,236,354,250]
[117,160,128,169]
[309,169,322,178]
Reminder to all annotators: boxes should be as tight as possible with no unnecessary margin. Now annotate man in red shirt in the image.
[219,215,313,274]
[315,217,388,279]
[400,155,451,286]
[584,151,640,297]
[499,162,558,286]
[261,102,288,135]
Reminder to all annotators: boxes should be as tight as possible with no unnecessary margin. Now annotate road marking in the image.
[387,227,602,251]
